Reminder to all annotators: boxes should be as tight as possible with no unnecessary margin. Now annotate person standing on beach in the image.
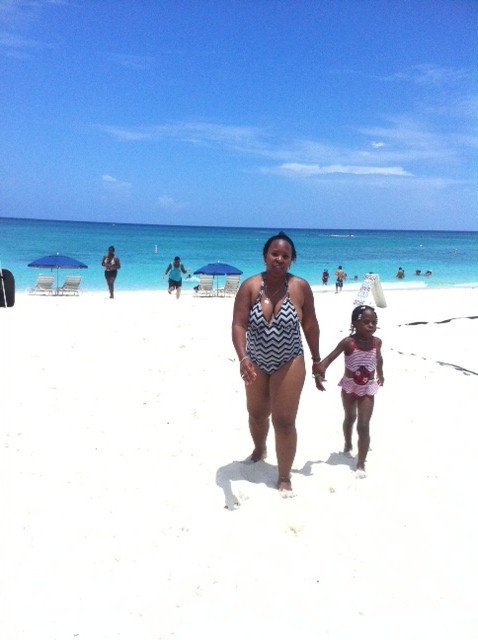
[231,231,325,497]
[335,265,346,293]
[101,245,121,299]
[316,305,384,478]
[163,256,191,299]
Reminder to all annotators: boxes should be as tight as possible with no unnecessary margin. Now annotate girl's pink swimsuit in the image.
[339,336,379,398]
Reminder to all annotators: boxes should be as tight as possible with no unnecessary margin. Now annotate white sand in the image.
[2,286,477,639]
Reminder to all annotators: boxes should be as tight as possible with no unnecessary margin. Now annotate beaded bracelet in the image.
[239,356,249,365]
[312,360,321,365]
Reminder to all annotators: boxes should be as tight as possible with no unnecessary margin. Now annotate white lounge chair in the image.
[194,274,215,296]
[57,275,82,296]
[218,274,241,297]
[28,275,55,295]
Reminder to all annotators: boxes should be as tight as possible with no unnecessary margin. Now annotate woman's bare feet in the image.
[250,447,267,462]
[277,476,296,498]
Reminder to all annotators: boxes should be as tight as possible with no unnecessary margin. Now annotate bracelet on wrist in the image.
[312,372,324,379]
[312,359,321,365]
[239,356,249,365]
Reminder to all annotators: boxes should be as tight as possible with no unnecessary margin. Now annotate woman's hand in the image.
[239,357,257,386]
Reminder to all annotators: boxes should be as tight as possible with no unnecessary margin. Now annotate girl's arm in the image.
[317,337,351,379]
[375,337,384,385]
[163,263,171,277]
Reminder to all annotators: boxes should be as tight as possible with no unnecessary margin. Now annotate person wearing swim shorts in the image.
[316,305,384,478]
[335,265,346,293]
[232,231,325,496]
[163,256,191,299]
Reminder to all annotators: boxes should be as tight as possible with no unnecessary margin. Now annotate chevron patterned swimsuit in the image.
[246,278,304,375]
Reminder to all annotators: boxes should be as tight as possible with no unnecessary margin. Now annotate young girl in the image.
[316,305,384,477]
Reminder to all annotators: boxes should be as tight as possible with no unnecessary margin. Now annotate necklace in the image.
[263,280,287,305]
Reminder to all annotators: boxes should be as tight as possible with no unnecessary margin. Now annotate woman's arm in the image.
[299,280,325,391]
[231,278,257,385]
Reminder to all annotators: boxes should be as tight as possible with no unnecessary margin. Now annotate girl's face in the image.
[354,309,378,337]
[264,239,293,276]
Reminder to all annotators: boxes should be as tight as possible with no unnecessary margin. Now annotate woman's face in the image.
[264,239,293,276]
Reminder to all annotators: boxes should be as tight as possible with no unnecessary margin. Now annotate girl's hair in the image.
[263,231,297,262]
[350,305,376,334]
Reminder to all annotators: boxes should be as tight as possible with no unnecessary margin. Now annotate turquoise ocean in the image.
[1,217,477,293]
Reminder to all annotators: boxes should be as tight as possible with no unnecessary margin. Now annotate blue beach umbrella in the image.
[194,262,243,294]
[193,262,242,276]
[28,253,88,290]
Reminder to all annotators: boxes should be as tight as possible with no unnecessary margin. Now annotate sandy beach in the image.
[2,286,477,639]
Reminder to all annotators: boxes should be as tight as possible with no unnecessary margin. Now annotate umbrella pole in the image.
[0,262,7,309]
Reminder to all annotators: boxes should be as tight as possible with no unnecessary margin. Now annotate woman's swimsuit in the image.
[246,278,303,375]
[104,256,118,280]
[339,336,379,398]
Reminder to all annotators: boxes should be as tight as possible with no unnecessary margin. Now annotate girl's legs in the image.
[356,396,374,471]
[269,357,306,490]
[341,390,357,453]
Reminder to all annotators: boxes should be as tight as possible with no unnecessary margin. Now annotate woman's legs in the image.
[245,367,271,461]
[105,274,116,298]
[269,357,305,489]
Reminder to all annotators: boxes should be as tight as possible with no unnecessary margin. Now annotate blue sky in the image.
[0,0,476,230]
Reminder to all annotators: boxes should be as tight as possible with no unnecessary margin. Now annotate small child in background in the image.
[316,305,384,478]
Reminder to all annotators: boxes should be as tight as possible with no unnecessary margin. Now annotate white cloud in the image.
[371,141,385,149]
[273,163,413,177]
[156,195,187,210]
[101,174,132,194]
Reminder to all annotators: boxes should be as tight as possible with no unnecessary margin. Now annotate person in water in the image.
[231,231,325,497]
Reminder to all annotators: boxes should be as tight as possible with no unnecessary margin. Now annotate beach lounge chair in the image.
[194,274,214,296]
[57,275,82,296]
[28,275,55,295]
[218,274,241,297]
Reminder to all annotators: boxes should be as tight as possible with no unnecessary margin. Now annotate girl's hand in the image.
[377,375,384,386]
[240,358,257,386]
[312,362,326,391]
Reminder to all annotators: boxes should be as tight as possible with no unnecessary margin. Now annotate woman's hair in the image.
[350,305,376,333]
[263,231,297,262]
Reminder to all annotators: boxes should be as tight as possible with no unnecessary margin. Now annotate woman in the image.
[101,245,121,299]
[231,231,325,496]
